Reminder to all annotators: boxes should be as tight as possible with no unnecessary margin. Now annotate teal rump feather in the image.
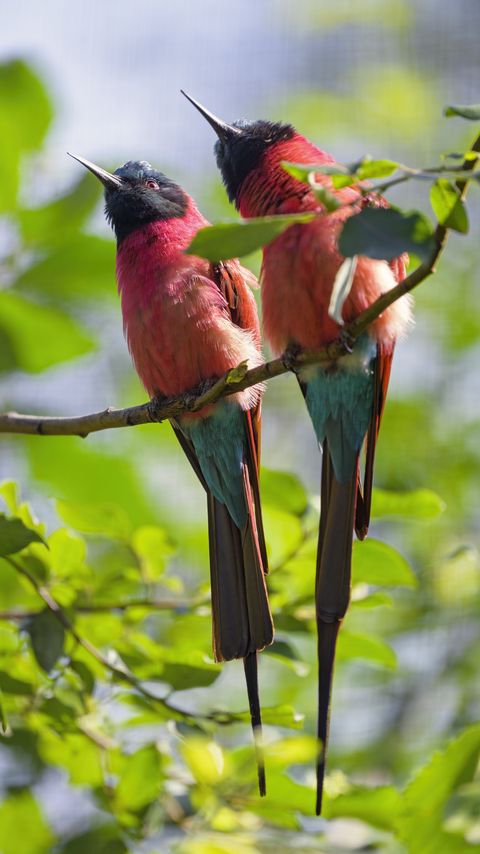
[305,335,376,483]
[182,401,248,529]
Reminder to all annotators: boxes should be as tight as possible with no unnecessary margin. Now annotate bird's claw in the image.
[338,328,356,354]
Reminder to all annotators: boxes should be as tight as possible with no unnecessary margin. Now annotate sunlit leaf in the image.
[0,481,19,514]
[38,730,103,786]
[356,158,399,179]
[325,783,401,830]
[57,499,132,539]
[115,744,164,812]
[430,179,469,233]
[182,737,226,785]
[263,506,303,568]
[0,790,54,854]
[371,487,445,519]
[177,837,259,854]
[352,538,417,587]
[131,525,175,582]
[260,468,308,516]
[185,214,315,262]
[337,630,397,669]
[397,723,480,853]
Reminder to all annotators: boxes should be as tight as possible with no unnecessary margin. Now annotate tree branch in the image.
[1,134,478,439]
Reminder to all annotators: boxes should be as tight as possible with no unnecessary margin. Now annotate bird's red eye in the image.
[146,179,159,189]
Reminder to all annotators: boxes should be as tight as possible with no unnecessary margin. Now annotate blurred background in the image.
[0,1,480,852]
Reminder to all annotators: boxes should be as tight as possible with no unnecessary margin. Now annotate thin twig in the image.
[5,556,240,725]
[1,133,478,440]
[0,597,204,621]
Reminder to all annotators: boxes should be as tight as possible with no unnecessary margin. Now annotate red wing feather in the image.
[211,260,261,341]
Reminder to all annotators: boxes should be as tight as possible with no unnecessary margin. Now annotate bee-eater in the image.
[69,154,274,795]
[182,93,412,813]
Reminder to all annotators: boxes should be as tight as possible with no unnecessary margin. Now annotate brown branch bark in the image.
[1,134,478,440]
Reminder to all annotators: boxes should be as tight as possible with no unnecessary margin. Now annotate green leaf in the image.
[38,730,104,786]
[182,737,226,786]
[26,608,65,672]
[325,784,402,830]
[0,791,54,854]
[0,292,94,372]
[19,174,102,246]
[263,506,303,568]
[0,670,35,696]
[351,590,393,610]
[0,60,52,152]
[15,235,116,299]
[115,744,164,812]
[259,704,304,728]
[0,60,53,212]
[310,182,341,211]
[226,360,249,384]
[0,687,8,733]
[177,837,259,854]
[339,207,435,261]
[430,179,469,233]
[337,630,397,669]
[260,468,308,516]
[356,158,399,179]
[0,513,44,556]
[59,826,128,854]
[397,723,480,853]
[352,538,417,587]
[283,157,399,185]
[0,481,19,513]
[57,499,132,539]
[444,104,480,120]
[43,527,84,576]
[131,525,175,581]
[372,487,445,519]
[282,161,349,182]
[185,214,315,262]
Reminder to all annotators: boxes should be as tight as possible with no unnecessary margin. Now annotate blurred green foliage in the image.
[0,54,479,854]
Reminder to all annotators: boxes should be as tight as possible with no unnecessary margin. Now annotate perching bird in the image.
[183,92,412,814]
[69,154,273,795]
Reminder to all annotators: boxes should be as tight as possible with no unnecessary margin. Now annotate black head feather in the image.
[214,120,295,204]
[105,161,187,244]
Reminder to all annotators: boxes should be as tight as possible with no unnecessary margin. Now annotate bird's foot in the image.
[282,344,303,373]
[149,393,170,421]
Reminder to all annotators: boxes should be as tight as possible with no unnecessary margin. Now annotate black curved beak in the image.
[180,90,241,143]
[68,152,123,190]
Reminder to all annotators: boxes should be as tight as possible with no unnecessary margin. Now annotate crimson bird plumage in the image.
[69,154,273,795]
[184,93,412,813]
